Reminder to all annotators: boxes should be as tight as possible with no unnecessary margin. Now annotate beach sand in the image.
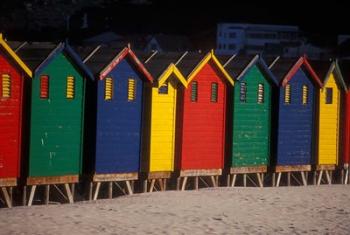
[0,185,349,234]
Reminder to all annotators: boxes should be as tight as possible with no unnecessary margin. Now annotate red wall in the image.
[344,92,350,165]
[0,52,23,179]
[179,61,227,170]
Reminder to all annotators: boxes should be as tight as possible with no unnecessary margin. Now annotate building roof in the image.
[148,34,193,52]
[176,52,207,77]
[143,52,185,79]
[269,57,301,84]
[15,42,57,71]
[221,54,256,78]
[308,59,333,84]
[0,35,33,77]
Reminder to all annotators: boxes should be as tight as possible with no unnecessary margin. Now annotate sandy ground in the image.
[0,185,349,235]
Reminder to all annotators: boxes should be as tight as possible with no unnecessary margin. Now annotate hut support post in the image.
[226,175,231,187]
[143,180,148,193]
[22,186,27,206]
[210,176,216,187]
[194,177,199,190]
[345,168,349,184]
[125,181,133,195]
[257,173,263,187]
[325,171,332,185]
[276,173,282,187]
[93,182,101,201]
[45,185,50,205]
[272,173,276,187]
[1,187,12,208]
[64,183,74,203]
[317,170,324,186]
[176,178,181,191]
[108,182,113,199]
[231,174,237,187]
[181,177,188,191]
[301,172,307,186]
[149,179,156,192]
[28,185,37,206]
[89,182,93,201]
[287,172,291,186]
[243,174,247,187]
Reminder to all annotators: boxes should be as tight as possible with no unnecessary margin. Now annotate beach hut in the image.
[310,59,346,185]
[83,46,153,200]
[270,56,322,186]
[176,50,234,190]
[17,42,94,205]
[222,54,278,187]
[141,52,187,192]
[339,60,350,184]
[0,35,32,207]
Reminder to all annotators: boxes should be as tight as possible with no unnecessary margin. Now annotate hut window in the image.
[211,82,218,103]
[326,88,333,104]
[66,76,75,99]
[191,81,198,102]
[302,85,308,105]
[257,83,264,104]
[240,82,247,102]
[127,78,136,101]
[1,74,11,98]
[105,77,113,101]
[284,84,291,104]
[40,75,49,99]
[158,82,168,95]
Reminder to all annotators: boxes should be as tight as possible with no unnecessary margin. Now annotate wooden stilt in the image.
[243,174,247,187]
[317,170,323,186]
[108,182,113,199]
[301,172,307,186]
[227,174,231,187]
[313,172,317,185]
[181,177,188,191]
[64,183,74,203]
[325,171,331,185]
[45,185,50,205]
[28,185,37,206]
[272,173,276,187]
[176,178,180,191]
[215,176,219,187]
[261,173,264,185]
[287,172,291,186]
[93,182,101,201]
[149,179,155,193]
[1,187,12,208]
[194,176,199,190]
[210,176,216,187]
[71,184,75,200]
[163,179,167,191]
[346,168,349,184]
[231,174,237,187]
[22,186,27,206]
[143,180,148,193]
[131,180,135,192]
[276,173,282,187]
[89,182,93,201]
[158,179,164,191]
[257,173,263,187]
[125,181,133,195]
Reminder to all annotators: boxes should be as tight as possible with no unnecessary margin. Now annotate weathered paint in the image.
[179,61,228,170]
[232,65,272,167]
[0,52,23,179]
[344,91,350,165]
[29,52,86,177]
[276,68,316,165]
[95,58,146,174]
[318,72,340,165]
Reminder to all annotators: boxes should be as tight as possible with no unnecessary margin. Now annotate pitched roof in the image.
[308,59,333,83]
[176,52,205,77]
[15,42,57,71]
[337,60,350,90]
[0,34,32,77]
[223,54,278,85]
[143,52,184,79]
[270,56,322,87]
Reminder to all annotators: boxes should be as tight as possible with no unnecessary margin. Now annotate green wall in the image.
[232,65,271,167]
[29,53,85,177]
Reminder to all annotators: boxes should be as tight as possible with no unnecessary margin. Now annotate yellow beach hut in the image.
[142,52,187,192]
[311,59,347,185]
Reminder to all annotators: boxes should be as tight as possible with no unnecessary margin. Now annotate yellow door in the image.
[149,79,177,172]
[318,73,340,165]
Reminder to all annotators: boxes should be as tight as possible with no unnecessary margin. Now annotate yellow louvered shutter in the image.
[257,83,264,104]
[66,76,75,99]
[302,85,308,105]
[128,78,136,101]
[105,77,113,100]
[284,84,291,104]
[2,74,10,98]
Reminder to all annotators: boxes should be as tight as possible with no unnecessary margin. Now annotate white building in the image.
[216,23,301,56]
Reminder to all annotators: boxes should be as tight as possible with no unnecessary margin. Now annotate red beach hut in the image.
[176,51,234,190]
[0,35,32,207]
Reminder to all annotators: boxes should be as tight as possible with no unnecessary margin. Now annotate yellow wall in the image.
[149,77,177,172]
[318,73,340,165]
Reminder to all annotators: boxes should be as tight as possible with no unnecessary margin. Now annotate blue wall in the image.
[276,68,316,165]
[95,58,144,174]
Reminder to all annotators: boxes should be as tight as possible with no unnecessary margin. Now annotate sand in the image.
[0,185,349,234]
